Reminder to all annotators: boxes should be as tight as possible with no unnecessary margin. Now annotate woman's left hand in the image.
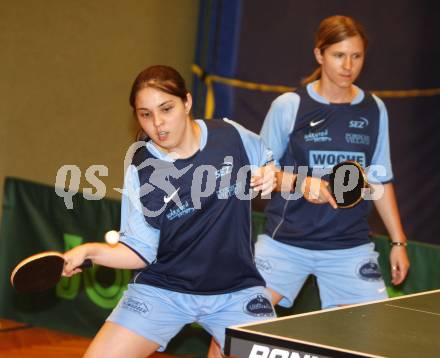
[389,245,410,285]
[251,163,277,197]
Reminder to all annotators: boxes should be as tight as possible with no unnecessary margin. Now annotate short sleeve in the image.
[368,95,394,184]
[119,164,159,264]
[222,118,273,167]
[260,92,300,164]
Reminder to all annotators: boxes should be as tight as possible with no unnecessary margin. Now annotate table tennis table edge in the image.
[225,289,440,357]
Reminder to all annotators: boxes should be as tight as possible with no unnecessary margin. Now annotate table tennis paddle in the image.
[328,160,368,208]
[10,251,92,293]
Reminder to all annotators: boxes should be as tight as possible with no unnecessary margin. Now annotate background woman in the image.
[255,15,410,310]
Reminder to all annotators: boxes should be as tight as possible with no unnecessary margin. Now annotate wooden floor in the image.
[0,319,192,357]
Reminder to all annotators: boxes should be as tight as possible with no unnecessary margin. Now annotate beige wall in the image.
[0,0,199,210]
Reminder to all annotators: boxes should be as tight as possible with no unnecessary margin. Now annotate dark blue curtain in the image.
[192,0,242,119]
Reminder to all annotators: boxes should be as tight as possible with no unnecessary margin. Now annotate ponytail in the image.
[301,67,322,86]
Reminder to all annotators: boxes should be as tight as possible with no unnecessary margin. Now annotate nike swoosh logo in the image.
[378,287,387,293]
[222,161,233,167]
[164,188,180,203]
[310,118,326,127]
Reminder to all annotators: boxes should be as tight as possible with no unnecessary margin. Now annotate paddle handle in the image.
[76,259,93,269]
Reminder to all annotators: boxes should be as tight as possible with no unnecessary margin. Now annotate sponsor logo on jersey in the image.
[309,151,366,168]
[345,133,370,145]
[309,118,326,127]
[163,187,180,203]
[357,260,383,281]
[255,257,273,273]
[215,161,233,179]
[121,297,152,317]
[348,117,369,129]
[248,344,320,358]
[304,129,332,143]
[166,200,196,221]
[265,149,274,165]
[217,182,243,199]
[244,294,274,317]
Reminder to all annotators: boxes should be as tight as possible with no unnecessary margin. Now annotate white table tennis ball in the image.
[105,230,120,245]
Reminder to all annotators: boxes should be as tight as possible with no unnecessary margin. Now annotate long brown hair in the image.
[301,15,368,85]
[129,65,189,109]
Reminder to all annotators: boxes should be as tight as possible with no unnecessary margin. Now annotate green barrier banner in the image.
[2,177,440,339]
[0,177,127,336]
[0,177,211,356]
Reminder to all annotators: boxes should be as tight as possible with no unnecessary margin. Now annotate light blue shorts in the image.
[107,284,275,352]
[255,234,388,309]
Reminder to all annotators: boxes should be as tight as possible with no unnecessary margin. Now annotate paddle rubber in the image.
[11,251,92,293]
[328,160,368,208]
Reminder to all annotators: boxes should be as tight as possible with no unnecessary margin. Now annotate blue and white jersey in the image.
[119,119,272,294]
[262,83,393,250]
